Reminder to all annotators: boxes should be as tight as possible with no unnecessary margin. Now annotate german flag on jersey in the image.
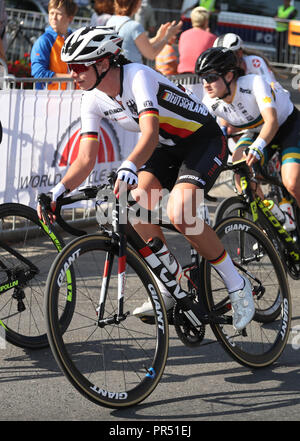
[147,83,214,144]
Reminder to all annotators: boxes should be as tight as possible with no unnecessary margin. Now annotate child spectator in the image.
[31,0,77,90]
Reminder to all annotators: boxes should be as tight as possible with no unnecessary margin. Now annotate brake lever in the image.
[107,171,117,189]
[37,193,54,233]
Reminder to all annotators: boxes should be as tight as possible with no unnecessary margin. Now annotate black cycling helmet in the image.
[195,47,243,99]
[195,47,238,76]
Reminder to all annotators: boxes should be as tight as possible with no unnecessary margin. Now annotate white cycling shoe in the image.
[229,275,255,331]
[133,293,175,317]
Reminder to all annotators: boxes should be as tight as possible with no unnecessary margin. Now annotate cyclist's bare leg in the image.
[131,171,177,315]
[166,182,224,260]
[132,178,255,328]
[281,162,300,207]
[167,182,255,329]
[133,176,236,261]
[131,170,165,242]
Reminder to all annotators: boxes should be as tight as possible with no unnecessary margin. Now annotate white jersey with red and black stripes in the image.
[80,62,216,146]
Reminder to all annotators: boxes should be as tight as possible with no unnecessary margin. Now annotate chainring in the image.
[173,302,205,347]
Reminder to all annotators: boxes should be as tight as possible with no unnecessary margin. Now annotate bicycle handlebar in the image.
[38,173,117,237]
[224,157,285,190]
[55,187,100,236]
[37,169,231,237]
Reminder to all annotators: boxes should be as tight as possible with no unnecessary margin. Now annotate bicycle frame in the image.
[233,161,300,264]
[94,186,233,330]
[0,238,39,295]
[40,173,270,330]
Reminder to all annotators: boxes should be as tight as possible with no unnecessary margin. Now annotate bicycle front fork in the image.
[96,236,130,327]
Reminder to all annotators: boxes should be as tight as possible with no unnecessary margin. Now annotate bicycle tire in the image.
[214,196,284,322]
[0,203,75,349]
[45,233,169,409]
[203,216,291,368]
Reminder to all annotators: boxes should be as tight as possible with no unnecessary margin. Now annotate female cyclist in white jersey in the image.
[195,47,300,208]
[37,27,255,330]
[212,33,286,139]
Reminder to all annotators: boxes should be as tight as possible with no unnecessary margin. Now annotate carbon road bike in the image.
[214,155,300,320]
[41,171,291,409]
[0,203,75,349]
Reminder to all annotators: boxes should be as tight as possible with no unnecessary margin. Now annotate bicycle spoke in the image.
[46,235,168,408]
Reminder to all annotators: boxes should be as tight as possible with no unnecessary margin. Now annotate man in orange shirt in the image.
[31,0,77,90]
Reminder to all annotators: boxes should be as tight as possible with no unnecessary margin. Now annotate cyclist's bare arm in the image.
[60,137,99,191]
[37,137,99,222]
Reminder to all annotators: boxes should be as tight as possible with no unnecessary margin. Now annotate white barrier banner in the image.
[0,89,139,207]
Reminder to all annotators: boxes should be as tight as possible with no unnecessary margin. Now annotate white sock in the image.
[209,250,244,293]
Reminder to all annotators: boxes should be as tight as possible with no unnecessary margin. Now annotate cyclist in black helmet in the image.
[195,47,300,209]
[38,27,255,330]
[213,33,280,86]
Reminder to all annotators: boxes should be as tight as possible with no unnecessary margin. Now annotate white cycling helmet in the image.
[61,26,123,64]
[213,33,243,51]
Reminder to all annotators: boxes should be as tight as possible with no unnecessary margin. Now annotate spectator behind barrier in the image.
[177,6,216,74]
[90,0,114,26]
[31,0,78,90]
[106,0,181,64]
[199,0,219,33]
[274,0,298,63]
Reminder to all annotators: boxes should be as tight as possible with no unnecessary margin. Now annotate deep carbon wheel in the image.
[0,203,74,349]
[45,234,169,409]
[214,196,284,322]
[203,217,291,368]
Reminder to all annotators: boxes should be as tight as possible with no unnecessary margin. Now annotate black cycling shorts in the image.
[141,125,228,193]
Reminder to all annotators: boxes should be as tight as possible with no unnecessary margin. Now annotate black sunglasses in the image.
[200,73,221,84]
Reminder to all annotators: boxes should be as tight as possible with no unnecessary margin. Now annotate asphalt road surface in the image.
[1,70,300,425]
